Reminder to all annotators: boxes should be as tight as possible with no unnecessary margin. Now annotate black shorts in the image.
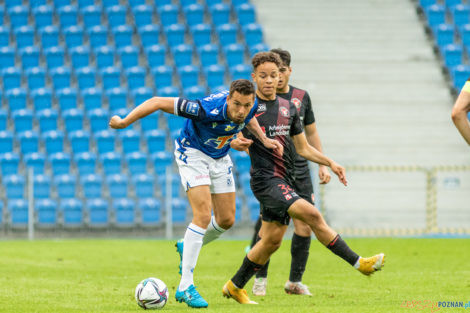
[252,177,301,225]
[293,173,315,205]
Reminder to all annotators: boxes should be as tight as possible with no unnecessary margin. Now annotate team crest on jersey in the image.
[212,122,218,128]
[225,124,235,131]
[292,98,301,109]
[285,194,292,201]
[257,103,266,112]
[184,101,199,116]
[279,106,290,117]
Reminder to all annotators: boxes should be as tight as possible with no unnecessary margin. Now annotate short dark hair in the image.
[270,48,291,66]
[251,52,282,71]
[229,79,255,97]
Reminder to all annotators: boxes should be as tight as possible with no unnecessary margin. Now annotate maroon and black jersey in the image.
[277,85,315,179]
[242,95,303,188]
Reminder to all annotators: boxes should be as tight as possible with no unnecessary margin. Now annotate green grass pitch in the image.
[0,238,469,313]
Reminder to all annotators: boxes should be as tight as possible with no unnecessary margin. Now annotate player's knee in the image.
[193,212,212,228]
[303,207,324,226]
[264,235,283,252]
[217,215,235,229]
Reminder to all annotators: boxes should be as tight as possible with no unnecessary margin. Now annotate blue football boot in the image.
[175,284,208,308]
[175,239,184,275]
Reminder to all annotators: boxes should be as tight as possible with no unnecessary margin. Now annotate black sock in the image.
[256,259,269,278]
[327,234,360,266]
[231,256,263,289]
[250,217,262,248]
[289,233,311,282]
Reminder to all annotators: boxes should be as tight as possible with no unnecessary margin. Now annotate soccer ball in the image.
[135,277,169,310]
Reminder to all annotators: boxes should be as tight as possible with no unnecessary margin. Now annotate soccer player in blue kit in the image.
[109,79,282,308]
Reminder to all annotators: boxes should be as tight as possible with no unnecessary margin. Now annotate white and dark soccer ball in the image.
[135,277,169,310]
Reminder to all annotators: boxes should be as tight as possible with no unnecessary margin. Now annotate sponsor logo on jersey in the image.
[212,122,218,128]
[210,108,220,115]
[279,106,290,117]
[185,101,199,116]
[268,125,289,136]
[257,103,266,112]
[291,98,301,109]
[195,174,210,180]
[204,134,235,149]
[255,112,266,118]
[225,124,235,131]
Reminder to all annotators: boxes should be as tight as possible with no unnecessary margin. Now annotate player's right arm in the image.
[451,84,470,145]
[109,97,176,129]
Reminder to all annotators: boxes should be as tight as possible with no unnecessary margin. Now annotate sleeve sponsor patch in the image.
[185,101,200,116]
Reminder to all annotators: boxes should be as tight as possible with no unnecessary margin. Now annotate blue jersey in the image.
[173,90,258,159]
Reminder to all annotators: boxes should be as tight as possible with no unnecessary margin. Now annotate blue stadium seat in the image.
[0,152,19,175]
[32,174,51,198]
[88,109,109,132]
[231,0,249,7]
[69,130,90,154]
[152,65,173,88]
[113,198,135,226]
[132,174,154,198]
[39,26,60,49]
[249,43,269,56]
[166,114,185,130]
[35,199,57,226]
[151,151,172,176]
[82,5,102,28]
[191,24,212,46]
[95,130,115,154]
[155,0,172,8]
[132,86,153,106]
[184,4,204,27]
[8,5,29,30]
[88,25,109,48]
[4,174,25,199]
[25,153,46,175]
[460,24,470,46]
[12,108,33,132]
[49,152,71,176]
[198,44,219,67]
[55,175,77,199]
[451,4,469,26]
[61,198,83,227]
[141,112,160,131]
[14,25,34,49]
[164,24,186,46]
[145,129,166,153]
[120,129,141,154]
[2,67,22,91]
[170,129,180,142]
[146,44,166,68]
[183,85,206,99]
[50,66,72,90]
[100,151,121,174]
[178,65,200,88]
[171,198,188,223]
[30,88,52,111]
[446,0,462,10]
[451,64,470,89]
[44,46,65,69]
[18,130,39,154]
[126,152,147,174]
[42,130,64,155]
[26,67,46,90]
[7,88,27,112]
[420,0,436,8]
[205,0,223,6]
[139,198,161,225]
[95,46,115,69]
[442,44,463,67]
[0,131,14,153]
[107,87,128,111]
[58,5,79,29]
[204,64,225,89]
[82,87,103,111]
[0,26,9,47]
[64,26,84,48]
[56,87,78,111]
[86,198,108,227]
[158,86,180,97]
[63,108,84,132]
[224,43,245,67]
[81,174,103,198]
[247,197,259,221]
[126,66,146,90]
[133,5,153,28]
[75,152,97,175]
[54,0,72,9]
[102,0,119,8]
[76,67,96,90]
[139,25,160,48]
[230,64,251,80]
[158,173,181,198]
[70,46,91,69]
[20,46,41,69]
[0,47,15,68]
[426,4,446,27]
[433,24,455,47]
[158,4,179,26]
[101,66,121,90]
[242,23,264,46]
[107,174,128,198]
[8,199,28,226]
[236,3,256,25]
[130,0,147,9]
[0,109,6,131]
[37,108,58,133]
[5,0,21,9]
[119,45,139,69]
[172,44,193,67]
[181,0,198,6]
[210,3,230,26]
[217,24,238,46]
[107,5,127,28]
[112,25,133,48]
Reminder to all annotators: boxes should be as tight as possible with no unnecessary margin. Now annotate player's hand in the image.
[329,162,347,186]
[263,138,284,156]
[230,137,253,151]
[109,115,127,129]
[318,165,331,184]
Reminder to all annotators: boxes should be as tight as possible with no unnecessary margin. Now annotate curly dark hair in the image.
[270,48,291,66]
[229,79,255,97]
[251,52,282,71]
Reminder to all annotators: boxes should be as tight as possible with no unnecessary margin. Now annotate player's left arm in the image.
[451,86,470,145]
[246,118,283,154]
[304,122,331,184]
